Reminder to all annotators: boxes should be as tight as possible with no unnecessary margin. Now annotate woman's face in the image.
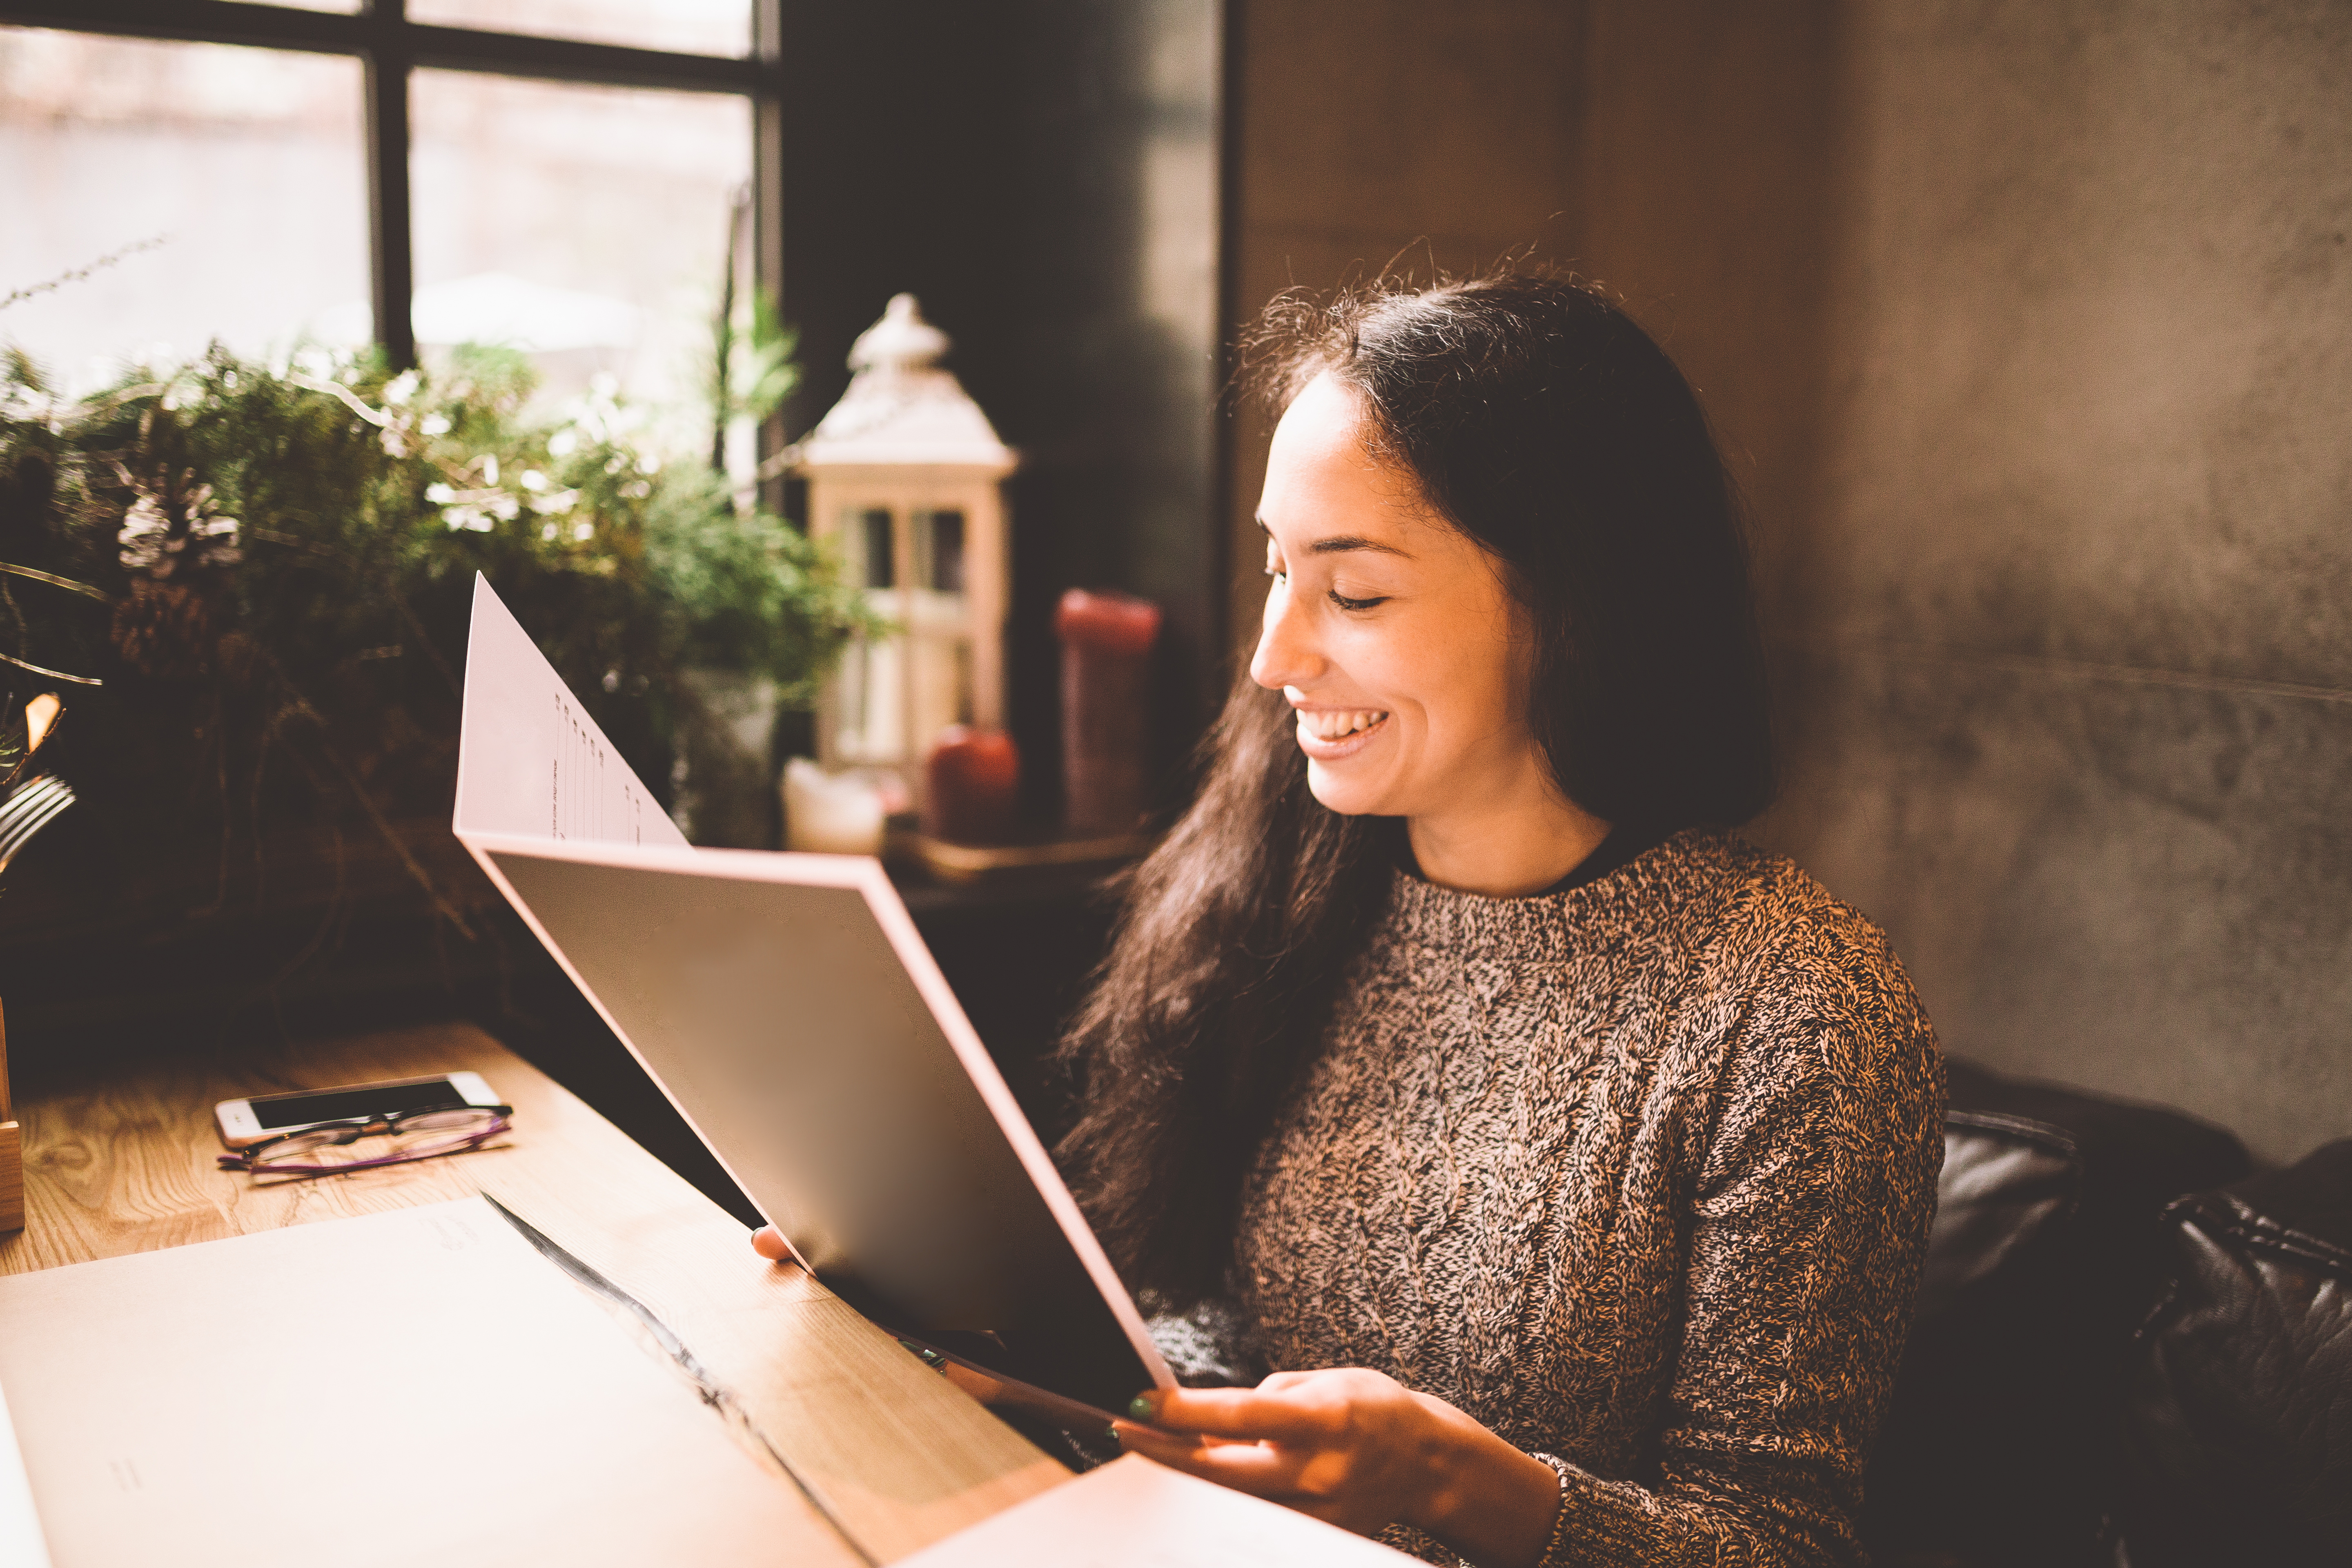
[1250,371,1543,821]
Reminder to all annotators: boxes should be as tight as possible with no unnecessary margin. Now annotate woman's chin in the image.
[1303,761,1391,817]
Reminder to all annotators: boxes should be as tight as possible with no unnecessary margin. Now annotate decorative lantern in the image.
[793,295,1017,806]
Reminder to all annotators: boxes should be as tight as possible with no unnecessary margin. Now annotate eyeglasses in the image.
[218,1106,514,1178]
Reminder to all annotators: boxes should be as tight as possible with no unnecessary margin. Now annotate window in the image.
[0,30,368,383]
[0,0,775,432]
[407,0,749,59]
[408,69,752,414]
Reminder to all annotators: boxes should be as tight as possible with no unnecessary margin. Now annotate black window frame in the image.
[0,0,784,398]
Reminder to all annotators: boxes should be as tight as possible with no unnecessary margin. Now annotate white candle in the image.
[782,759,888,855]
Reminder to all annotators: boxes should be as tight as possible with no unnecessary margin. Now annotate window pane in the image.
[408,0,750,59]
[921,509,967,594]
[0,29,368,391]
[410,69,753,423]
[857,508,895,590]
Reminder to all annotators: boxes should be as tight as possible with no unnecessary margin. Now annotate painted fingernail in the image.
[1127,1394,1155,1421]
[1104,1422,1122,1443]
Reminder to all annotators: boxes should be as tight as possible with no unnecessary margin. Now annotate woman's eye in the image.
[1327,590,1388,612]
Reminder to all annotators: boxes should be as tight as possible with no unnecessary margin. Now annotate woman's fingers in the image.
[1116,1369,1467,1543]
[1128,1384,1335,1442]
[748,1224,791,1262]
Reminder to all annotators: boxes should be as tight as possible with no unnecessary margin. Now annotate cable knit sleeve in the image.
[1537,910,1946,1568]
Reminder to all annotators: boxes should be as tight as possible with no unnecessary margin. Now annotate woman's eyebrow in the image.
[1305,535,1410,557]
[1254,517,1413,558]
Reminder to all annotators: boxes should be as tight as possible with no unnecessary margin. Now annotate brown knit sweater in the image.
[1189,829,1944,1566]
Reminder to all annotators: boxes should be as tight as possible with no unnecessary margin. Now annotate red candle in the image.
[1056,588,1162,837]
[923,725,1020,844]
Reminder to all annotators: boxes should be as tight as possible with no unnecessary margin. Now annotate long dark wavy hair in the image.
[1055,269,1776,1306]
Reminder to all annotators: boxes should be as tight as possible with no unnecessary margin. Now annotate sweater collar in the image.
[1378,826,1733,956]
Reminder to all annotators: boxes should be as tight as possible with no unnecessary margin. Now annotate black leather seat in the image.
[2117,1138,2352,1567]
[1865,1059,2251,1568]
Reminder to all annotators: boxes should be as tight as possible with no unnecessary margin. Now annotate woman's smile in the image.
[1292,702,1390,758]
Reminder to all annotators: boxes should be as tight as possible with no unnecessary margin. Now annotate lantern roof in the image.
[792,294,1017,474]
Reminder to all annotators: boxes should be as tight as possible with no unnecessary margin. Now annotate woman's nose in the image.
[1249,576,1321,692]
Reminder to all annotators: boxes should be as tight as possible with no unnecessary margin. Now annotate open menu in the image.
[451,575,1176,1419]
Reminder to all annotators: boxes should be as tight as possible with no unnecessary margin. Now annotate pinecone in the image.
[116,470,242,583]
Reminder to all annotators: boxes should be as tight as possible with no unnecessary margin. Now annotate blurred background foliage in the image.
[0,332,869,933]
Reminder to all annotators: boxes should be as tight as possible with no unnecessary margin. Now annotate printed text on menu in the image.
[550,691,645,843]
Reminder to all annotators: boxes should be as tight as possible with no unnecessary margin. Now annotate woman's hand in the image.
[1111,1370,1562,1567]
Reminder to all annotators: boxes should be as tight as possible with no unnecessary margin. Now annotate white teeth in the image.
[1301,708,1388,741]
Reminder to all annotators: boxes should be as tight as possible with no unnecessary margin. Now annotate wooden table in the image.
[0,1021,1069,1564]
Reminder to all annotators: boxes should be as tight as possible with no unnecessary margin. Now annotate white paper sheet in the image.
[894,1455,1418,1567]
[0,1198,840,1568]
[452,572,686,847]
[0,1378,52,1568]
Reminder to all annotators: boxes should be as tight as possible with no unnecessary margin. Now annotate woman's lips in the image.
[1293,708,1390,761]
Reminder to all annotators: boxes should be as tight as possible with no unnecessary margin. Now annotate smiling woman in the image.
[1250,370,1610,895]
[1055,271,1944,1568]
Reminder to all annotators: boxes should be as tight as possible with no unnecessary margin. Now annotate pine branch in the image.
[0,236,170,314]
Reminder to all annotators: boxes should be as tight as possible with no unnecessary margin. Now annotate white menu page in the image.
[0,1200,841,1567]
[452,572,686,848]
[0,1379,49,1568]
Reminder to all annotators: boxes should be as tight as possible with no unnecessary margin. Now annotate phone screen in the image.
[249,1079,467,1129]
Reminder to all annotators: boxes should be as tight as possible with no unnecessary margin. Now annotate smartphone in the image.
[214,1072,503,1150]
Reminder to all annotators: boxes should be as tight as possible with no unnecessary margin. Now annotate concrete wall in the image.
[1231,1,2352,1162]
[1574,0,2352,1164]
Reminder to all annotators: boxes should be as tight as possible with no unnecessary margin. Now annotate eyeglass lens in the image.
[254,1108,504,1165]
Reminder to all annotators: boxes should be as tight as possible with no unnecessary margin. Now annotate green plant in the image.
[0,337,871,932]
